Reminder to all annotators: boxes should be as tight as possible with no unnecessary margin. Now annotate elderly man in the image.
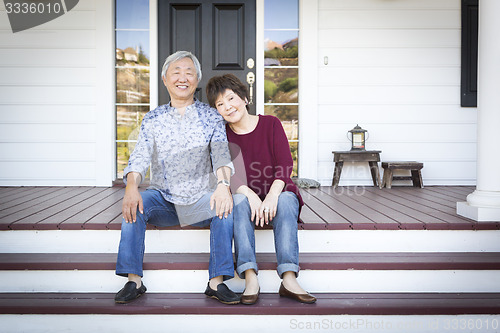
[114,51,239,305]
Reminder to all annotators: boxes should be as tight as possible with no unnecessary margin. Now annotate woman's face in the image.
[214,89,248,123]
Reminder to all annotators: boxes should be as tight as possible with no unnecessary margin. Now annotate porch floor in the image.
[0,185,496,231]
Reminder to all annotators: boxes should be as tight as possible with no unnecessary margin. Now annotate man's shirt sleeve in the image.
[123,116,154,184]
[210,118,234,176]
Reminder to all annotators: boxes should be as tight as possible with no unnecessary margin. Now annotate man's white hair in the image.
[161,51,202,82]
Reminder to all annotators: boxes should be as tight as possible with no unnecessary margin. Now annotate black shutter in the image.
[461,0,478,107]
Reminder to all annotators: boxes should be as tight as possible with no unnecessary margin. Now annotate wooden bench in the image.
[381,161,424,189]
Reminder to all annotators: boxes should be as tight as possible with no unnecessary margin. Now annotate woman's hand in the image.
[259,192,279,227]
[246,191,263,225]
[210,184,233,219]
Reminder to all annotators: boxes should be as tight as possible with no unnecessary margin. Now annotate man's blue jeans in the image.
[116,189,235,280]
[233,191,300,278]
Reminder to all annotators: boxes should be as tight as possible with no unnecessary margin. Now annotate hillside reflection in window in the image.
[115,0,150,180]
[264,0,299,176]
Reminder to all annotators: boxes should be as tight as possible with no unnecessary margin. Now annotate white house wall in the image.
[0,0,477,187]
[0,0,114,186]
[316,0,477,186]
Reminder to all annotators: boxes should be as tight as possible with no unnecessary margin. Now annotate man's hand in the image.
[210,184,233,219]
[122,172,143,223]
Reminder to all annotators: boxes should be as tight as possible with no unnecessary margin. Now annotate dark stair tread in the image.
[1,252,500,270]
[1,292,500,315]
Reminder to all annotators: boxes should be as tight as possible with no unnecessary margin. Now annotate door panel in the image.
[158,0,256,114]
[213,5,244,69]
[169,5,201,55]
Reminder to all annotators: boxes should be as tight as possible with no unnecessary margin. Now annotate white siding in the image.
[0,0,114,186]
[316,0,477,185]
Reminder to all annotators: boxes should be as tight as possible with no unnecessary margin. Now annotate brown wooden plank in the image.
[45,187,123,230]
[299,189,350,229]
[106,210,124,230]
[2,252,500,271]
[397,187,462,209]
[367,187,475,230]
[0,187,71,216]
[387,187,477,223]
[65,187,124,223]
[36,187,114,230]
[297,205,327,230]
[0,186,494,231]
[454,186,476,195]
[397,187,497,229]
[304,188,374,229]
[348,187,434,230]
[363,187,455,230]
[87,197,124,230]
[337,187,402,230]
[2,292,500,315]
[342,186,426,229]
[439,186,475,196]
[0,186,39,202]
[87,187,148,230]
[0,187,63,212]
[313,187,378,230]
[0,187,25,198]
[424,186,470,200]
[7,187,99,230]
[0,187,90,229]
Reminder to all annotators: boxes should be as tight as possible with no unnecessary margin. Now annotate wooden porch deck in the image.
[0,185,495,231]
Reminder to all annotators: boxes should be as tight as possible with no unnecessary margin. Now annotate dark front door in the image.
[158,0,256,114]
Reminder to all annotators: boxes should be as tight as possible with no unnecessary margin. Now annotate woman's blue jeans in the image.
[233,191,300,279]
[116,189,235,280]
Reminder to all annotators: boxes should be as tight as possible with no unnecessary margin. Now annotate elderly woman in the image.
[206,74,316,305]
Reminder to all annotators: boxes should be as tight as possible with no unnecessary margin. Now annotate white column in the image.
[457,0,500,221]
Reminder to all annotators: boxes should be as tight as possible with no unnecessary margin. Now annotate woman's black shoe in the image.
[114,281,147,304]
[204,282,240,305]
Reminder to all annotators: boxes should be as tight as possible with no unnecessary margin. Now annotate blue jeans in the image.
[116,189,235,280]
[233,191,300,278]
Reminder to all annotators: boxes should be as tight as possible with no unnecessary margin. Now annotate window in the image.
[264,0,299,176]
[461,0,478,107]
[115,0,150,179]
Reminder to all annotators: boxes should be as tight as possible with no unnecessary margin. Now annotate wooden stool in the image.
[381,161,424,189]
[332,150,382,188]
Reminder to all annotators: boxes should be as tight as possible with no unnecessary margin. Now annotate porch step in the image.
[2,252,500,293]
[3,229,500,253]
[2,252,500,271]
[1,292,500,316]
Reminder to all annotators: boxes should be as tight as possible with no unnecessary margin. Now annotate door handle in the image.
[246,72,255,105]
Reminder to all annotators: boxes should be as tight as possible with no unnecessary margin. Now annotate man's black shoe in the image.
[114,281,147,304]
[204,282,240,305]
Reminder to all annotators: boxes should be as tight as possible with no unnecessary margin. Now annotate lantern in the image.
[348,124,367,151]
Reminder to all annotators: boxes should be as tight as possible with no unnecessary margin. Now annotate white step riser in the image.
[3,314,500,333]
[2,230,500,253]
[2,270,500,293]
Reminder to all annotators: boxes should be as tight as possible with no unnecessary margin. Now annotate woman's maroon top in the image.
[226,115,304,214]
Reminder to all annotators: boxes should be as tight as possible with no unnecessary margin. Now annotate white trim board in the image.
[2,314,500,333]
[1,230,500,253]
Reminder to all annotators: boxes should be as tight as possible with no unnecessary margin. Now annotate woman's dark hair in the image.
[206,74,249,111]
